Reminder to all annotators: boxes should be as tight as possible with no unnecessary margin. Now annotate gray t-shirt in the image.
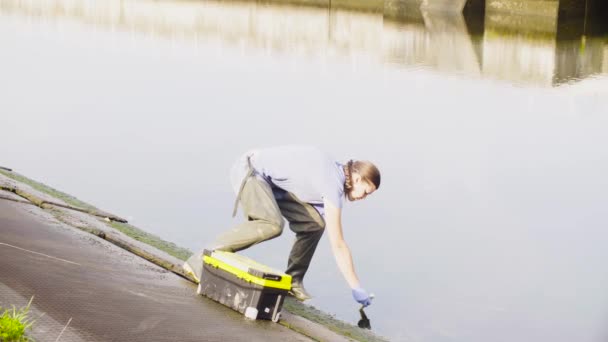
[230,146,346,209]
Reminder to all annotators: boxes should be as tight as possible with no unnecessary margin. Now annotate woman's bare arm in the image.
[324,198,360,289]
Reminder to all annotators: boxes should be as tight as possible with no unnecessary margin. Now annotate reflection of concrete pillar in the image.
[556,0,608,37]
[483,0,607,86]
[381,0,486,73]
[584,0,608,36]
[557,0,586,19]
[553,0,606,84]
[554,1,585,83]
[603,45,608,73]
[482,11,557,86]
[381,10,482,75]
[423,11,482,74]
[462,0,485,66]
[385,0,484,15]
[421,0,467,13]
[553,40,582,84]
[463,0,485,15]
[556,0,585,40]
[579,38,606,77]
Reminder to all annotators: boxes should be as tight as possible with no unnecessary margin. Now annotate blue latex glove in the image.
[352,287,372,307]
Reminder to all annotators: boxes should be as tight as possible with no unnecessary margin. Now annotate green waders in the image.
[185,169,326,292]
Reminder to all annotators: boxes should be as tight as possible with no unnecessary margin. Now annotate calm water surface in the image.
[1,0,608,341]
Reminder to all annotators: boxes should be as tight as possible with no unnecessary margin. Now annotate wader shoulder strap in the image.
[232,156,255,217]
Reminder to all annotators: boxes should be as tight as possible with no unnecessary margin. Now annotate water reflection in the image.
[1,0,607,86]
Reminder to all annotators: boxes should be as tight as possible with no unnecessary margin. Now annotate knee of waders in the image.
[270,219,285,237]
[287,221,325,237]
[247,215,284,240]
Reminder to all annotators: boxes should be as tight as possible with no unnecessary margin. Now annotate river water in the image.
[1,0,608,341]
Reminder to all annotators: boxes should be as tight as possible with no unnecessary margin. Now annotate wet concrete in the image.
[0,199,313,341]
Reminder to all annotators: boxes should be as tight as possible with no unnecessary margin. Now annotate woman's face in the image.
[347,172,377,201]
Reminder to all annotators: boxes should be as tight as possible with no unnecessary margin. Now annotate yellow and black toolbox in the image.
[197,249,292,322]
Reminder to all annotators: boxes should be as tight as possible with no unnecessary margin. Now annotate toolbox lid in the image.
[202,250,292,290]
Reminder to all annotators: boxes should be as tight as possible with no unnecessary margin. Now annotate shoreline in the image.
[0,168,388,342]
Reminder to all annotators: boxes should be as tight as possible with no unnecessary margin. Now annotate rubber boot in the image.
[289,279,312,302]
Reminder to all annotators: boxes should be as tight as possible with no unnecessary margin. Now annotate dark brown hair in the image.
[344,160,381,193]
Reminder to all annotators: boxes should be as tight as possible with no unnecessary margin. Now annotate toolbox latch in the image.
[248,268,282,282]
[262,273,282,281]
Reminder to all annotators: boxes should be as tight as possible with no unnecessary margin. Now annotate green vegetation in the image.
[0,297,35,342]
[0,170,193,261]
[109,222,193,261]
[283,298,389,342]
[0,170,94,210]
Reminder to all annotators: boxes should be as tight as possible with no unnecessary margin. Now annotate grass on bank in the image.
[0,170,94,211]
[109,221,193,261]
[0,169,193,261]
[0,297,35,342]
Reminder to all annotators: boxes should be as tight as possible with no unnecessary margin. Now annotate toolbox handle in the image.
[262,274,282,281]
[248,268,282,281]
